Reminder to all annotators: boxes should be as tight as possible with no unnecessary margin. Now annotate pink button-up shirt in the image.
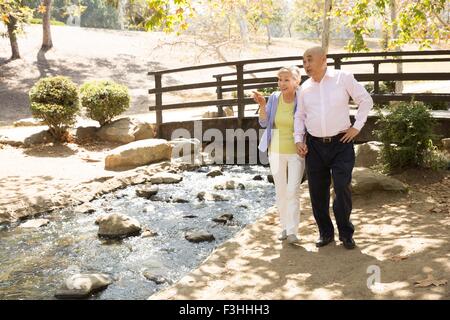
[294,68,373,143]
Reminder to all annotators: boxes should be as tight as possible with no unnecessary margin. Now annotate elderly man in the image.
[294,47,373,249]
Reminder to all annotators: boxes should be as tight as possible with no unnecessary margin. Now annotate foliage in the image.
[364,80,395,94]
[80,0,120,29]
[335,0,449,52]
[29,76,80,140]
[375,100,446,172]
[80,80,130,126]
[105,0,194,33]
[0,0,33,36]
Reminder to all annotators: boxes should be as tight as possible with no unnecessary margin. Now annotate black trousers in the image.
[305,133,355,239]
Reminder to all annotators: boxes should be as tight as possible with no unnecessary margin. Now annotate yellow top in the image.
[269,95,296,154]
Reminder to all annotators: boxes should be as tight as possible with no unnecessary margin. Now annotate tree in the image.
[105,0,194,34]
[246,0,284,46]
[40,0,53,51]
[290,0,348,40]
[0,0,33,60]
[335,0,449,52]
[322,0,332,52]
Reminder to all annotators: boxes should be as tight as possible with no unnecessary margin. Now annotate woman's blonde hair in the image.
[277,66,301,85]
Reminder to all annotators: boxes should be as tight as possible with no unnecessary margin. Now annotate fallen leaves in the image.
[414,275,448,288]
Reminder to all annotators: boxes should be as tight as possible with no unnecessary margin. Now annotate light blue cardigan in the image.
[258,91,298,153]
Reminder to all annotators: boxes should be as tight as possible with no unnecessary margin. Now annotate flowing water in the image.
[0,165,275,300]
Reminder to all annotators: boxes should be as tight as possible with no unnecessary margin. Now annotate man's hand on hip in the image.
[340,127,360,143]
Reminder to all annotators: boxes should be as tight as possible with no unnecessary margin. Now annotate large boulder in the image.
[23,130,53,147]
[149,172,183,184]
[206,166,223,177]
[55,274,112,299]
[136,185,159,198]
[351,167,408,195]
[105,139,172,170]
[212,213,233,224]
[97,117,156,144]
[19,218,50,228]
[355,141,382,168]
[97,213,142,239]
[75,126,98,141]
[185,230,215,243]
[169,138,201,158]
[13,117,46,127]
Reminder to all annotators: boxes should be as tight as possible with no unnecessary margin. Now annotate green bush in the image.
[364,81,395,94]
[233,87,277,99]
[80,80,130,126]
[258,87,278,96]
[29,76,80,141]
[421,92,449,110]
[424,100,448,111]
[364,81,395,110]
[375,101,446,173]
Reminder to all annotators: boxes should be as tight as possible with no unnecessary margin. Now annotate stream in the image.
[0,165,275,300]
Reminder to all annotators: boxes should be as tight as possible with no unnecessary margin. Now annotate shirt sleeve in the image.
[293,88,306,143]
[344,72,373,131]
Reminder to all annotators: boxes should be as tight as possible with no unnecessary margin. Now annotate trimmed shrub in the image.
[80,80,130,126]
[375,100,446,173]
[29,76,80,141]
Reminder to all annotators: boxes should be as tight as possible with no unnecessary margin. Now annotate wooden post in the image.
[216,76,224,117]
[236,64,245,127]
[334,57,341,70]
[373,62,380,94]
[154,73,163,138]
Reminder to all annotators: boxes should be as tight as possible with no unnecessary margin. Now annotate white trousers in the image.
[269,152,305,235]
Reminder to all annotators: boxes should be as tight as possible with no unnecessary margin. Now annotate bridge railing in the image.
[148,50,450,133]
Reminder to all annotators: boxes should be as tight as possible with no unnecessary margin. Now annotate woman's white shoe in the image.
[287,234,299,244]
[278,230,287,240]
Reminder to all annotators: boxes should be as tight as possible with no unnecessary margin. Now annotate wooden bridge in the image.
[148,50,450,163]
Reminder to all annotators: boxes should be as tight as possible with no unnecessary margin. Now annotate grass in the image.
[30,18,66,26]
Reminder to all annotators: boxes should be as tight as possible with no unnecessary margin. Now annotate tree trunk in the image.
[236,7,249,45]
[41,0,53,51]
[287,21,293,38]
[321,0,332,53]
[391,0,403,93]
[117,0,126,30]
[6,15,21,60]
[266,24,271,46]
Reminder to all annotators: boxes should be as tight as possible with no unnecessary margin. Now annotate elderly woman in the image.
[254,66,305,244]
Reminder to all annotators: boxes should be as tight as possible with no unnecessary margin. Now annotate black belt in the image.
[307,132,345,143]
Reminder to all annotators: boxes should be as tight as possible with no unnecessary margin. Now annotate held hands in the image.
[296,142,308,158]
[340,127,360,143]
